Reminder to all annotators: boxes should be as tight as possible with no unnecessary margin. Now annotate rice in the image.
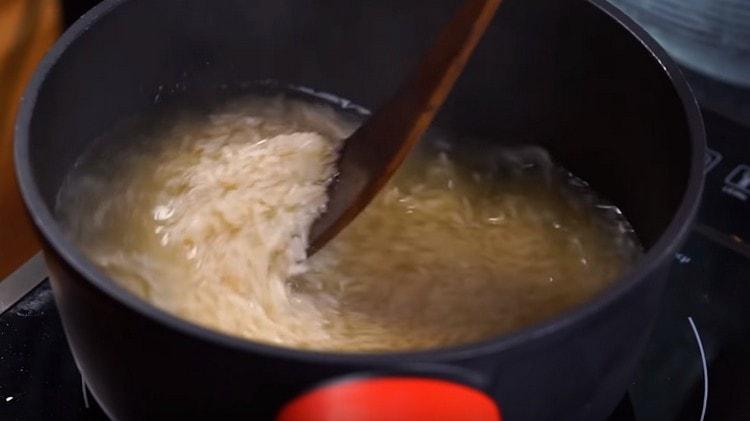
[56,95,641,352]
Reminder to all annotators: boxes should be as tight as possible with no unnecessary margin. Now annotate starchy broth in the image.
[56,94,641,352]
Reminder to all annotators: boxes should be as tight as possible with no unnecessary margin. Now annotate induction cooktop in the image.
[2,102,749,421]
[2,3,750,419]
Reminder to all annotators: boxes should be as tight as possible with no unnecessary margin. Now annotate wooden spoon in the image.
[309,0,502,253]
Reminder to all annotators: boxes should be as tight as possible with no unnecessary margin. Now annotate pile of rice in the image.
[57,96,638,352]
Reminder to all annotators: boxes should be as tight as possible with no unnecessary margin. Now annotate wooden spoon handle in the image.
[309,0,502,252]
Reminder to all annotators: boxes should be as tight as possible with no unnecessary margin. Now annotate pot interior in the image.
[24,0,694,275]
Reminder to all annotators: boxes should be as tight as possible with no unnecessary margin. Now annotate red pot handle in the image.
[277,376,502,421]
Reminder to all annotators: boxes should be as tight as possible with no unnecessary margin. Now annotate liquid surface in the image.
[57,94,641,352]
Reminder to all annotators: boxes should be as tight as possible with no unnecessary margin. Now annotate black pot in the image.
[15,0,704,419]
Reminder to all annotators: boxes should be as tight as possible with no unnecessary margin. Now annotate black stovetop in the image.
[4,1,748,419]
[2,107,749,421]
[3,9,750,410]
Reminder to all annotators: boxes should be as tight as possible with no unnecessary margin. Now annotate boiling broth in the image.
[56,94,641,352]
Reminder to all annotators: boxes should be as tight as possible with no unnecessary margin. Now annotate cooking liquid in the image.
[56,92,642,352]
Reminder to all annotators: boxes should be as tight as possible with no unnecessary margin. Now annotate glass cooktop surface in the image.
[2,2,750,419]
[2,104,749,421]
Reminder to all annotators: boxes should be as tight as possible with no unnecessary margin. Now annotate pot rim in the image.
[14,0,705,364]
